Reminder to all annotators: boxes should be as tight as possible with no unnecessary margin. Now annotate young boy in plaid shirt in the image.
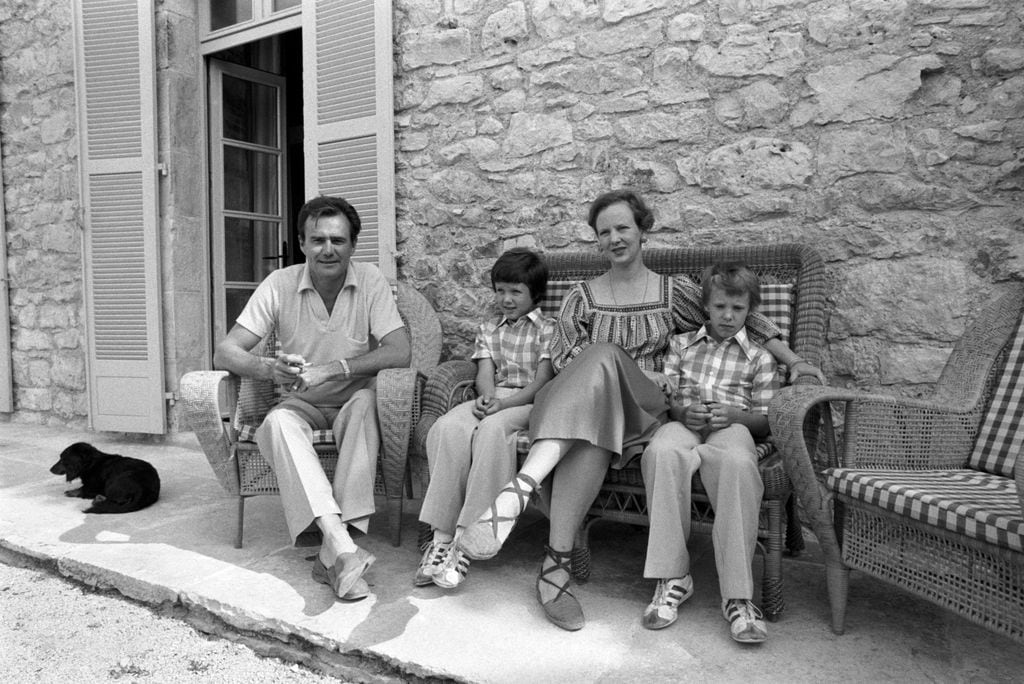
[415,248,556,589]
[640,262,778,644]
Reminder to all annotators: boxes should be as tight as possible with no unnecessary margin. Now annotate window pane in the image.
[225,287,256,331]
[274,0,301,10]
[224,217,280,282]
[222,75,277,147]
[223,146,279,215]
[210,0,253,31]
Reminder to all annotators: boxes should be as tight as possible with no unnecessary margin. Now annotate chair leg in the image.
[388,495,403,547]
[826,561,850,635]
[784,494,805,557]
[416,521,432,551]
[761,499,785,621]
[235,496,245,549]
[571,515,598,583]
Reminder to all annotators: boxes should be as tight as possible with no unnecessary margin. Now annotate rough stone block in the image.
[401,27,472,69]
[481,2,528,53]
[806,54,943,123]
[698,138,813,196]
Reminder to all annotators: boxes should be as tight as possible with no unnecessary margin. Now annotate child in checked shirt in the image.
[415,248,556,590]
[639,262,778,644]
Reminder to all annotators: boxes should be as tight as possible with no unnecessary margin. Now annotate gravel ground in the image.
[0,560,344,683]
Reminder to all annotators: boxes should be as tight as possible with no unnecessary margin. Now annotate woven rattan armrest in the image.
[377,366,424,497]
[772,384,981,473]
[180,370,241,496]
[412,360,477,457]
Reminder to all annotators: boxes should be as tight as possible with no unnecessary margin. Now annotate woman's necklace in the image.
[609,270,651,306]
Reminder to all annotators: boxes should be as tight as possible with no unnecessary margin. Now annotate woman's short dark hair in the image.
[490,248,549,304]
[701,262,762,310]
[296,196,362,241]
[586,189,655,233]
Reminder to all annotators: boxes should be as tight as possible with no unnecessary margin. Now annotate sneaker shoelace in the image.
[420,540,450,570]
[652,577,689,608]
[728,599,763,623]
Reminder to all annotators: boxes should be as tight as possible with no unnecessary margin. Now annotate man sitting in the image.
[214,196,410,601]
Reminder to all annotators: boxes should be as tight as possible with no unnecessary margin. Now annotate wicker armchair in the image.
[772,283,1024,644]
[414,244,829,620]
[180,281,441,548]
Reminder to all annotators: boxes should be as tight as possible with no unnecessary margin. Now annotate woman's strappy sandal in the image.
[536,545,585,631]
[460,473,538,560]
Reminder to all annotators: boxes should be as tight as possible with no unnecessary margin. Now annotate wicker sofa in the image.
[180,281,442,548]
[413,243,829,619]
[771,283,1024,644]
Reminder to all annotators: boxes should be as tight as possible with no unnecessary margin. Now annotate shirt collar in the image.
[500,306,545,328]
[687,325,759,361]
[298,262,357,293]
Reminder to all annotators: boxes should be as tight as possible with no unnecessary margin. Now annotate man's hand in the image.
[275,353,307,390]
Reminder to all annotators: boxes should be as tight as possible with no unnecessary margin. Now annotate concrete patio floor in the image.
[1,419,1022,683]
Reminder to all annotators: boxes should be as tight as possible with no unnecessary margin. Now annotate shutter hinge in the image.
[165,391,178,405]
[156,162,168,176]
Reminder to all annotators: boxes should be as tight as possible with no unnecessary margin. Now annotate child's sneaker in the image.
[433,543,470,589]
[722,598,767,643]
[641,575,693,630]
[414,539,451,587]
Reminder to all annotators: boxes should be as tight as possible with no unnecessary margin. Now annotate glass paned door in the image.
[209,60,289,342]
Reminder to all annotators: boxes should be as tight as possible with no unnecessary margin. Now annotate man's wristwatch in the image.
[339,358,351,379]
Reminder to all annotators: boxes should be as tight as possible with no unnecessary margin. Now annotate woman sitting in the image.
[459,189,821,631]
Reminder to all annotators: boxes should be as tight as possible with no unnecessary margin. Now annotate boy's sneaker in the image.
[433,544,470,589]
[641,575,694,630]
[722,598,768,643]
[414,539,451,587]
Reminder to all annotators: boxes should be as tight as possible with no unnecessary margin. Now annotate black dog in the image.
[49,442,160,513]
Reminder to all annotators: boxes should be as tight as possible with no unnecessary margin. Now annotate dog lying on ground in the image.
[50,442,160,513]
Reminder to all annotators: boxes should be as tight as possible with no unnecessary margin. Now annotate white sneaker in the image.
[414,540,450,587]
[433,544,470,590]
[722,598,768,643]
[641,576,694,630]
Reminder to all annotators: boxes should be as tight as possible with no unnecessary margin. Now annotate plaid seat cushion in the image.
[237,423,336,445]
[825,468,1024,553]
[968,315,1024,477]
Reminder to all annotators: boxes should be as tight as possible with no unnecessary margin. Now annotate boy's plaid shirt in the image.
[472,308,556,389]
[664,325,778,415]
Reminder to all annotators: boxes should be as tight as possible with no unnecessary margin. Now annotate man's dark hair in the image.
[586,188,655,233]
[296,196,361,241]
[701,261,762,310]
[490,248,549,304]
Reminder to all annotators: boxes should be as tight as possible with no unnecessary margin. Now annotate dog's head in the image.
[50,442,99,481]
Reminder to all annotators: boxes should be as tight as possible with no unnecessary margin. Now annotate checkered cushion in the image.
[825,468,1024,553]
[539,279,793,342]
[237,424,336,445]
[968,315,1024,477]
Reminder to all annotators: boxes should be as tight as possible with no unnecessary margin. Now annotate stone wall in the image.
[0,0,1021,430]
[393,0,1024,396]
[0,0,86,426]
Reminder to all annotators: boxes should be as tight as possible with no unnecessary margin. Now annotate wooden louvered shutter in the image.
[303,0,396,277]
[73,0,166,433]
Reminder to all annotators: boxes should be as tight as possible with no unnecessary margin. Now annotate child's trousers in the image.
[641,421,763,600]
[419,388,531,535]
